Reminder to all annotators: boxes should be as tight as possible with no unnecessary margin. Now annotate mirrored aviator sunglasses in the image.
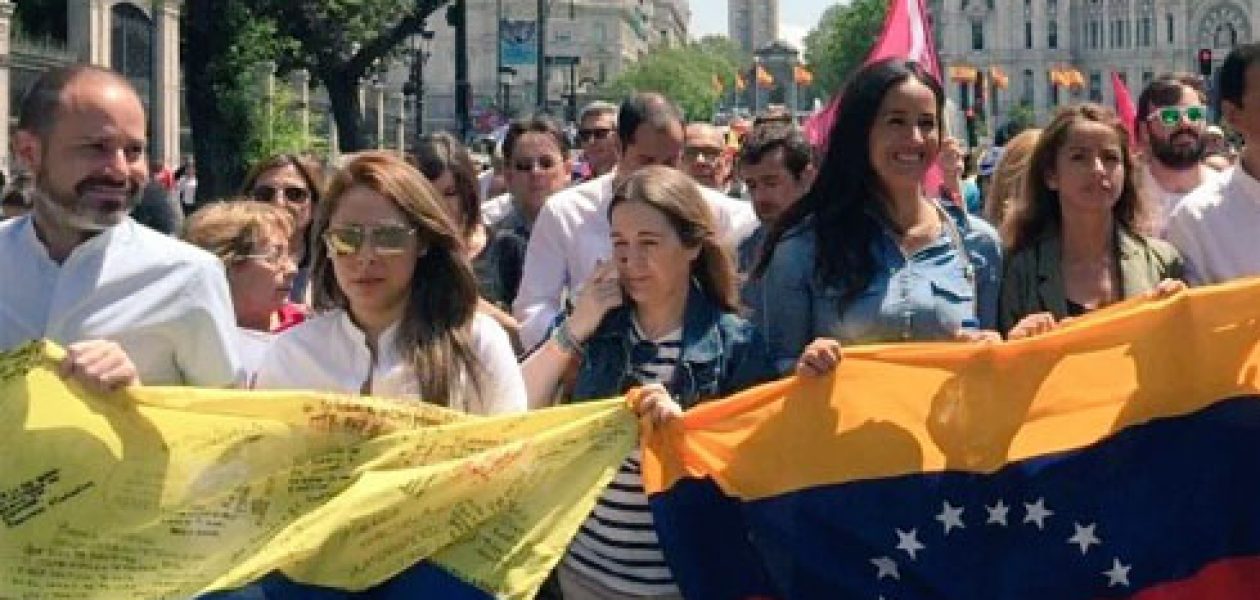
[323,224,417,257]
[1153,105,1206,127]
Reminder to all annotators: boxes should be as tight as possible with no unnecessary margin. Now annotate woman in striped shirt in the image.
[523,165,841,599]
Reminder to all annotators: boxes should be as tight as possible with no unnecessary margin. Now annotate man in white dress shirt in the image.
[513,92,757,350]
[1167,44,1260,285]
[0,65,240,390]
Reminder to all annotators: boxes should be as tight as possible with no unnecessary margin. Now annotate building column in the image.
[67,0,112,65]
[0,1,12,175]
[292,69,311,149]
[374,83,386,150]
[152,0,182,167]
[395,90,407,153]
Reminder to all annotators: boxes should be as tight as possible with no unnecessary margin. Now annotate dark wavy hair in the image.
[412,132,482,238]
[754,58,944,312]
[310,151,483,409]
[608,166,738,312]
[1004,103,1150,255]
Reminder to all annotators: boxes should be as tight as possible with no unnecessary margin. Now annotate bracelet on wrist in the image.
[553,321,584,355]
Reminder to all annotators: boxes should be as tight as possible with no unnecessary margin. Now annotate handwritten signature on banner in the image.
[0,341,638,600]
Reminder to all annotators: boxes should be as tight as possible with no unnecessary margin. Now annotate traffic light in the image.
[1199,48,1214,77]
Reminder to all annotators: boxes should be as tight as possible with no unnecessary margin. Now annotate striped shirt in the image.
[565,322,682,596]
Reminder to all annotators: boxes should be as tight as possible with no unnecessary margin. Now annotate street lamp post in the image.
[403,25,435,148]
[499,66,517,118]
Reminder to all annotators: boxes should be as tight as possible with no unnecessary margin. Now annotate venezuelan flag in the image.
[643,279,1260,598]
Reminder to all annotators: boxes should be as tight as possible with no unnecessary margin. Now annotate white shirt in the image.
[481,192,513,227]
[1166,165,1260,285]
[512,172,757,349]
[253,310,526,416]
[236,327,274,385]
[1142,164,1220,236]
[0,216,240,386]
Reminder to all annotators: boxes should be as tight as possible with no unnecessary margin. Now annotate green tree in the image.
[802,0,888,98]
[604,41,741,122]
[259,0,447,152]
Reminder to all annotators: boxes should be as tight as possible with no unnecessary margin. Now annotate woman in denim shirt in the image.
[745,59,1003,373]
[522,166,840,599]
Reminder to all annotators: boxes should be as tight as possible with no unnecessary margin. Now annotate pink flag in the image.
[802,0,943,148]
[1111,71,1138,147]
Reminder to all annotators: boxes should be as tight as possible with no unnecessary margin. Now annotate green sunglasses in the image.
[323,224,417,257]
[1148,105,1207,127]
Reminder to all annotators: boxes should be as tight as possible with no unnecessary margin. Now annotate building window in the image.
[1166,14,1174,45]
[1023,68,1034,105]
[1139,16,1152,47]
[1026,21,1033,49]
[594,22,606,43]
[1089,71,1102,102]
[1091,20,1101,49]
[1049,20,1059,49]
[971,20,985,50]
[1143,70,1154,86]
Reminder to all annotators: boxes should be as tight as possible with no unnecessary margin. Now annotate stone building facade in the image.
[729,0,779,56]
[932,0,1252,134]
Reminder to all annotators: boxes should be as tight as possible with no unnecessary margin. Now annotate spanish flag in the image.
[645,279,1260,598]
[736,72,747,91]
[794,65,814,86]
[990,65,1009,90]
[712,73,724,94]
[756,64,775,89]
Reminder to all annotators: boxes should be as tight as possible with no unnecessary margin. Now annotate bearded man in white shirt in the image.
[0,65,240,390]
[1134,73,1219,235]
[1168,44,1260,285]
[513,92,758,349]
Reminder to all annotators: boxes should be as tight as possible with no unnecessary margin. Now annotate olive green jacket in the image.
[998,228,1185,334]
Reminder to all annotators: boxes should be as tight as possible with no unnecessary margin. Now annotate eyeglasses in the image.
[578,127,615,142]
[323,224,417,257]
[513,156,559,172]
[253,185,312,204]
[682,146,725,162]
[1148,105,1207,127]
[237,246,293,268]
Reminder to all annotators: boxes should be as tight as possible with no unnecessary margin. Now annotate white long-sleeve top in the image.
[511,172,757,349]
[253,309,527,416]
[0,216,240,386]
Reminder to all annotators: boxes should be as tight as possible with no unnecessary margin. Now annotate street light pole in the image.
[405,26,434,148]
[453,0,471,141]
[536,0,548,112]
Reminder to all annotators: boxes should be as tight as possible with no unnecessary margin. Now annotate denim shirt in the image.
[570,287,778,408]
[743,202,1003,374]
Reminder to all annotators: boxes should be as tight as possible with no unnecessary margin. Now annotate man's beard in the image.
[1149,130,1207,170]
[34,168,141,233]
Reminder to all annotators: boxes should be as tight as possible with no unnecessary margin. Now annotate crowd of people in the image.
[5,39,1260,598]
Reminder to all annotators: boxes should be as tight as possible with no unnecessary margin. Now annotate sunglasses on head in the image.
[323,224,417,257]
[1148,105,1207,127]
[513,156,559,172]
[253,184,312,204]
[578,127,615,142]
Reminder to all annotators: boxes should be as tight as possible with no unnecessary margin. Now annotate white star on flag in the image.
[935,501,965,535]
[1023,497,1054,530]
[1103,557,1132,587]
[895,528,926,560]
[985,500,1009,526]
[1067,522,1101,555]
[871,556,900,580]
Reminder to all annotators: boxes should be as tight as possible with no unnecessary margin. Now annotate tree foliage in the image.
[257,0,447,152]
[801,0,888,98]
[604,41,742,122]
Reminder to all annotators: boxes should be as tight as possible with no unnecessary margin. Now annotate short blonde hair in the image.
[183,199,296,263]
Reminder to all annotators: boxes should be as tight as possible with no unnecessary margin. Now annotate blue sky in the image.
[689,0,840,49]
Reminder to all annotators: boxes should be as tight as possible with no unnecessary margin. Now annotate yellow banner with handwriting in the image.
[0,341,637,599]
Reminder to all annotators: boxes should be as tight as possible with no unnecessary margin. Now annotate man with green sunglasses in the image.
[1135,73,1220,235]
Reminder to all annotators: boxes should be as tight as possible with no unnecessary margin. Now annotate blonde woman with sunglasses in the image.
[254,152,526,415]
